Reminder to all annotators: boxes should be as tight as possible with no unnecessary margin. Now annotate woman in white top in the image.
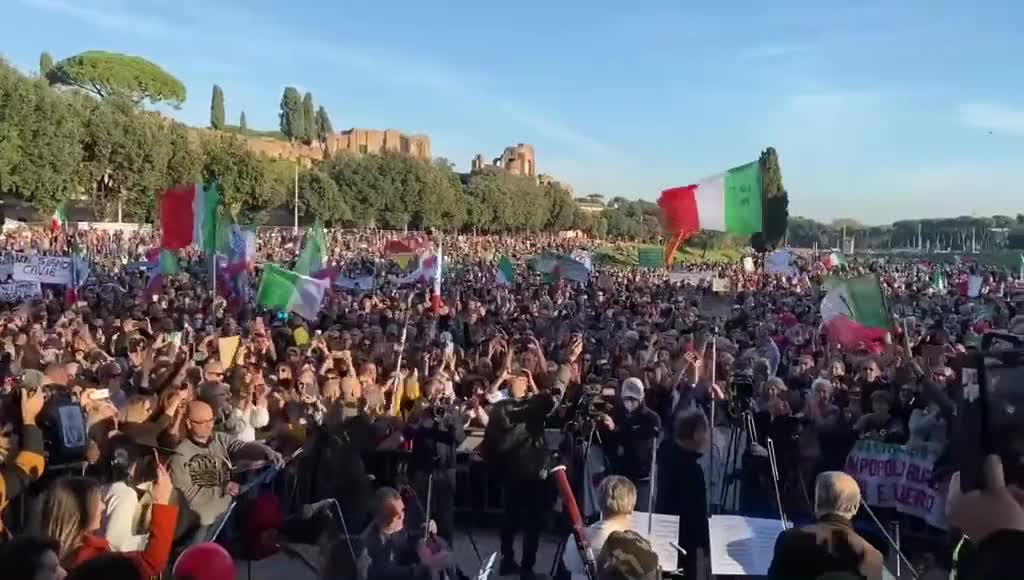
[100,436,161,552]
[562,475,637,580]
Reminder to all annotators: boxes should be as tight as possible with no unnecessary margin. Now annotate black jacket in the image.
[409,411,466,472]
[767,514,883,580]
[360,525,431,580]
[601,403,661,480]
[959,530,1024,580]
[484,393,557,481]
[655,440,708,576]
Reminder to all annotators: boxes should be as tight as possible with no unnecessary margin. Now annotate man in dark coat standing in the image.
[768,471,883,580]
[655,409,710,578]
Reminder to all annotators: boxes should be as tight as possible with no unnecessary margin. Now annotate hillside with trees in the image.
[2,50,1019,248]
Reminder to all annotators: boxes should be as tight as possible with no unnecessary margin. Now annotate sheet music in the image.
[709,515,787,576]
[628,512,680,571]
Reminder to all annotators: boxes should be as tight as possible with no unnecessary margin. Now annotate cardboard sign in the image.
[0,280,42,302]
[218,336,241,369]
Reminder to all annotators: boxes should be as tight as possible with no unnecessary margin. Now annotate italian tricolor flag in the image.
[294,222,327,277]
[159,184,220,253]
[256,264,329,321]
[51,202,67,232]
[659,161,763,264]
[820,276,890,348]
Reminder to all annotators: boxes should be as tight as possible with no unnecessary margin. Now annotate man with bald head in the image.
[169,400,282,542]
[768,471,883,580]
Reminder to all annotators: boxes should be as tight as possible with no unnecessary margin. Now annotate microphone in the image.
[550,465,596,580]
[301,498,336,519]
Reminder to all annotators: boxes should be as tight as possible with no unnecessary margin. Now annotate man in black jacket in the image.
[655,409,709,578]
[484,371,560,580]
[408,377,465,545]
[599,377,661,510]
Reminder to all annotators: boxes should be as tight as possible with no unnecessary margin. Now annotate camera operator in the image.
[597,377,661,509]
[483,339,575,579]
[407,376,464,545]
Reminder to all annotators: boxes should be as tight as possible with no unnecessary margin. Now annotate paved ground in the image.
[451,528,563,578]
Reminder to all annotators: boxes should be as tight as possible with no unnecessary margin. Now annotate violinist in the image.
[360,487,451,580]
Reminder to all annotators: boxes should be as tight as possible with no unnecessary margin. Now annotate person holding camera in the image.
[407,376,464,545]
[484,348,568,579]
[598,377,661,510]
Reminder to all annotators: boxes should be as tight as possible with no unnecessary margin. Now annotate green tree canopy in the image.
[279,87,303,141]
[239,111,247,134]
[750,146,789,253]
[199,133,273,217]
[301,92,315,145]
[297,169,351,226]
[314,106,333,144]
[46,51,186,107]
[210,85,225,129]
[39,52,53,76]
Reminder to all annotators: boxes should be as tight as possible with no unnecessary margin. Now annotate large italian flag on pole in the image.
[659,161,762,265]
[820,276,890,348]
[159,184,220,254]
[256,264,329,321]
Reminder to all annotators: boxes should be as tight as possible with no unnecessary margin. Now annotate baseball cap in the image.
[621,377,644,401]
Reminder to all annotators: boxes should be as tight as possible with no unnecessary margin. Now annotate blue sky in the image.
[4,0,1024,223]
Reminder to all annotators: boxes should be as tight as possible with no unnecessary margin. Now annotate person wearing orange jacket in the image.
[0,387,46,539]
[40,452,178,579]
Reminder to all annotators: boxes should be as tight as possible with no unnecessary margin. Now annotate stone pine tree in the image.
[279,86,304,142]
[315,106,334,144]
[239,111,247,134]
[39,52,53,76]
[210,84,225,129]
[301,92,315,145]
[750,146,790,252]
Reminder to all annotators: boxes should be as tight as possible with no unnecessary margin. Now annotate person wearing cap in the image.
[768,471,883,580]
[598,378,661,510]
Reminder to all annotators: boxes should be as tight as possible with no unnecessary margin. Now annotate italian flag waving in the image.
[51,202,67,232]
[820,276,890,348]
[159,183,220,253]
[658,161,763,265]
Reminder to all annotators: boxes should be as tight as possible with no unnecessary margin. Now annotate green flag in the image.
[294,222,326,276]
[495,256,515,286]
[638,247,663,268]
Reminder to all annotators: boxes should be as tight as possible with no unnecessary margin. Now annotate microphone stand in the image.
[859,501,918,579]
[765,438,788,530]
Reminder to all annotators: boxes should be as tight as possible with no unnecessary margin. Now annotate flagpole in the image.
[293,165,299,233]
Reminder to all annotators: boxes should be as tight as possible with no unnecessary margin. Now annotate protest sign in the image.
[9,254,90,286]
[843,439,946,528]
[712,277,732,293]
[0,281,42,302]
[669,271,712,285]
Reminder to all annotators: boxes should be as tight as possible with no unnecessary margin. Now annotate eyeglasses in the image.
[187,416,215,425]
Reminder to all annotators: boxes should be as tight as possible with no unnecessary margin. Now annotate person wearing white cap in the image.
[597,377,661,511]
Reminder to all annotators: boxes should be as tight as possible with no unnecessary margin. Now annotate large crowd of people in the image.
[0,223,1021,580]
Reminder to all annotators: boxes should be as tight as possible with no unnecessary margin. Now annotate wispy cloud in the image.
[785,89,886,128]
[20,0,610,156]
[736,42,814,61]
[17,0,179,37]
[958,101,1024,135]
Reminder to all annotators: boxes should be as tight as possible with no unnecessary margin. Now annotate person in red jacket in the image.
[40,450,178,579]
